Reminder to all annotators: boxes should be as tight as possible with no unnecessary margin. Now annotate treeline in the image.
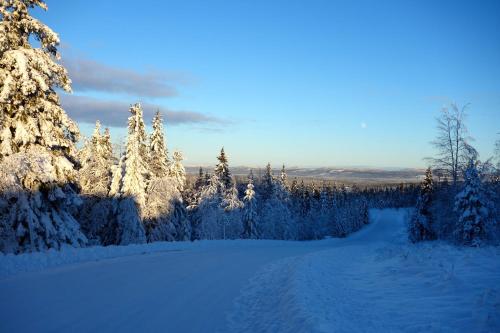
[67,104,420,249]
[408,104,500,246]
[409,165,500,246]
[183,154,418,242]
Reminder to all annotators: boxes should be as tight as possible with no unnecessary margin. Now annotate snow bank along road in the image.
[1,209,499,332]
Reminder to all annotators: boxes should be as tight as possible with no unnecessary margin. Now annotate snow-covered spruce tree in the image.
[214,147,233,190]
[184,168,203,236]
[242,171,258,239]
[186,168,208,241]
[275,168,297,239]
[221,183,243,239]
[143,177,179,242]
[195,167,205,191]
[260,162,274,201]
[79,121,114,196]
[297,181,313,239]
[316,181,333,238]
[408,167,436,243]
[207,148,240,238]
[77,121,116,244]
[144,113,190,242]
[279,164,289,190]
[454,161,492,246]
[290,177,299,196]
[258,163,296,240]
[169,151,186,192]
[192,149,241,240]
[196,172,223,239]
[120,103,149,208]
[148,110,169,178]
[302,182,323,240]
[0,0,87,253]
[107,103,147,245]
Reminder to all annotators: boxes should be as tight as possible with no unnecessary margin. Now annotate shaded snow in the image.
[226,209,500,332]
[0,238,334,332]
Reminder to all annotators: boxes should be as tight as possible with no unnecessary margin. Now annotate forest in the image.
[0,0,499,254]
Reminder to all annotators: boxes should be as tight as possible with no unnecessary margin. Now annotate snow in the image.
[227,209,500,332]
[0,239,333,332]
[1,209,499,332]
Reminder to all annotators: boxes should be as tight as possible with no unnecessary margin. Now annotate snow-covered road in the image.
[1,209,499,332]
[0,235,333,332]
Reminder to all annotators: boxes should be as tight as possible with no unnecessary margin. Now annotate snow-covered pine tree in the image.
[454,161,492,246]
[148,110,169,178]
[169,151,186,192]
[279,164,289,190]
[109,156,124,198]
[102,127,113,161]
[79,121,114,196]
[408,167,436,243]
[144,112,190,242]
[290,178,299,197]
[221,183,243,239]
[106,103,148,245]
[196,172,223,239]
[195,167,205,191]
[143,176,179,242]
[214,147,233,190]
[317,181,333,238]
[261,163,274,201]
[77,121,116,244]
[257,163,296,240]
[121,103,149,209]
[0,0,87,253]
[242,171,258,239]
[184,167,204,219]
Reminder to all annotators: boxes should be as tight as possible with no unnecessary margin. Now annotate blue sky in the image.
[35,0,499,168]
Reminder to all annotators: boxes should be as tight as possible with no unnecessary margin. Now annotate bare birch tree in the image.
[426,103,477,185]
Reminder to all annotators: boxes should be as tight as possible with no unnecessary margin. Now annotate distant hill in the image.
[185,166,425,185]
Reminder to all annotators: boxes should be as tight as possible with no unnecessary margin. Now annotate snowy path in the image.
[0,238,333,332]
[1,209,499,332]
[227,209,500,332]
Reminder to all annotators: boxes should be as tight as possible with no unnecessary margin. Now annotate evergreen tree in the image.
[169,151,186,192]
[197,173,223,239]
[121,103,149,209]
[279,164,288,189]
[242,171,258,239]
[109,156,124,198]
[317,181,333,237]
[77,121,116,244]
[290,178,299,197]
[194,167,205,191]
[408,167,436,242]
[106,104,148,245]
[221,184,243,239]
[148,110,169,178]
[79,121,114,196]
[454,161,492,246]
[214,147,233,190]
[143,177,181,242]
[258,164,296,240]
[145,113,189,242]
[115,197,146,245]
[261,163,274,200]
[0,0,87,253]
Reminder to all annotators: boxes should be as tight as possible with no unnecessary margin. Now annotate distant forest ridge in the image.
[185,166,425,184]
